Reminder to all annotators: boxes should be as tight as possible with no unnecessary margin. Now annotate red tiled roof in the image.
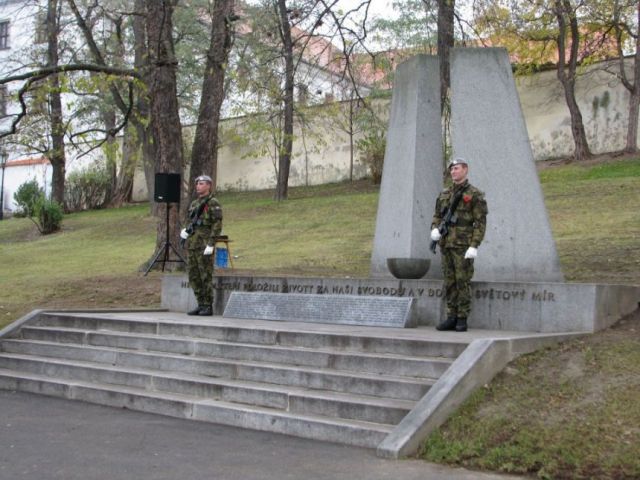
[5,156,49,167]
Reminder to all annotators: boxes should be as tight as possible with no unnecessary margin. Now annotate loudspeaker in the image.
[154,173,180,203]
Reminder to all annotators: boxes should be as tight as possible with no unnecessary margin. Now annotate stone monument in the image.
[161,48,638,334]
[369,55,444,278]
[449,48,563,281]
[370,47,563,282]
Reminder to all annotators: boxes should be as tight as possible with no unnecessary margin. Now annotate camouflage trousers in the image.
[441,247,475,318]
[188,248,214,307]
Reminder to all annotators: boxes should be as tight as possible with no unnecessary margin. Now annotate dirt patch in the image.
[0,274,162,330]
[6,274,162,316]
[536,151,638,171]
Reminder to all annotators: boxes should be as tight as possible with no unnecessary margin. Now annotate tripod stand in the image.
[143,202,185,276]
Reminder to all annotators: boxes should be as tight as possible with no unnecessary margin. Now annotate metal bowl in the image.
[386,257,431,279]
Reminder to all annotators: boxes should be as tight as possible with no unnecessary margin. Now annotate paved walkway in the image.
[0,390,524,480]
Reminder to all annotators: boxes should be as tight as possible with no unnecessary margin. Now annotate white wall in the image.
[517,59,639,160]
[1,157,50,213]
[159,58,638,197]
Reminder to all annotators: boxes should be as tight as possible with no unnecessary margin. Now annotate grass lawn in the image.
[0,154,639,479]
[422,156,640,479]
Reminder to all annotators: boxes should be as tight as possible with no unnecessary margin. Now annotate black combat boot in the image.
[455,317,468,332]
[187,306,201,316]
[198,305,213,316]
[436,316,457,331]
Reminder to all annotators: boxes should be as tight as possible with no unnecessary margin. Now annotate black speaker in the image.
[154,173,181,203]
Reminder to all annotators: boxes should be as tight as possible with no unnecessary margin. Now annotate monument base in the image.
[162,275,640,334]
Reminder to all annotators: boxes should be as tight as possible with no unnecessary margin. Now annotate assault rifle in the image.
[180,200,208,248]
[429,186,468,254]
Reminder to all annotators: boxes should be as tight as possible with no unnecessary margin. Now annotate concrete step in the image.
[0,354,413,425]
[1,339,433,401]
[17,326,453,379]
[0,368,390,448]
[34,312,467,358]
[0,310,472,450]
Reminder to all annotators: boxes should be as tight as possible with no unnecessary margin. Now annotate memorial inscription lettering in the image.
[180,280,557,303]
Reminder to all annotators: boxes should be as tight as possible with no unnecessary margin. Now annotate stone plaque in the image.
[222,292,417,328]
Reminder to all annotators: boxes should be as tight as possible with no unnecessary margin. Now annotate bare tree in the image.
[274,0,295,200]
[46,0,67,204]
[66,0,149,206]
[613,1,639,153]
[188,0,237,196]
[133,0,155,206]
[554,0,592,161]
[144,0,184,269]
[472,0,598,161]
[231,0,369,200]
[436,0,455,110]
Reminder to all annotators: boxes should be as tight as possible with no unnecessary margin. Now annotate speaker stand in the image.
[143,203,186,276]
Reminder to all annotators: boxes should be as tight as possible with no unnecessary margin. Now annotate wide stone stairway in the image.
[0,310,473,449]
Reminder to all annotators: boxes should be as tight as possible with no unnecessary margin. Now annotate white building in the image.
[0,0,42,214]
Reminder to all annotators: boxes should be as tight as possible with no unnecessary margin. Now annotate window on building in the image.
[0,85,7,117]
[0,21,9,49]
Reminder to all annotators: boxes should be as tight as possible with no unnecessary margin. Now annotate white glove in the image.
[465,247,478,259]
[203,245,214,256]
[430,228,441,241]
[180,228,189,240]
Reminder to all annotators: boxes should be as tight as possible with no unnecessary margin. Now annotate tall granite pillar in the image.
[369,55,444,278]
[450,47,563,282]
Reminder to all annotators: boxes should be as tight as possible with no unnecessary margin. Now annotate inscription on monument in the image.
[184,279,557,304]
[222,292,417,328]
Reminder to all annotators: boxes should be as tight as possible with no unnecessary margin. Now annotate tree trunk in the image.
[625,84,639,154]
[623,4,639,153]
[106,12,133,205]
[188,0,235,201]
[275,0,294,201]
[145,0,184,271]
[100,102,117,201]
[560,76,592,161]
[349,98,354,182]
[437,0,455,112]
[555,0,592,162]
[109,124,137,206]
[133,0,156,212]
[47,0,66,205]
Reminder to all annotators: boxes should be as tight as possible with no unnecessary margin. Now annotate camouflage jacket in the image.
[186,194,223,250]
[431,180,488,249]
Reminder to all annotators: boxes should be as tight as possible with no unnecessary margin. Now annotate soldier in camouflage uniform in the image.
[430,158,488,332]
[180,175,223,316]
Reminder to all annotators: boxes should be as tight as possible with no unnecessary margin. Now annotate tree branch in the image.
[0,63,139,86]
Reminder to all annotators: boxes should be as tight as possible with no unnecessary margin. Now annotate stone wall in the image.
[132,58,638,199]
[519,60,636,160]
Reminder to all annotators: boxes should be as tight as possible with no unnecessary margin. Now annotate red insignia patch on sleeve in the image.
[463,194,472,203]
